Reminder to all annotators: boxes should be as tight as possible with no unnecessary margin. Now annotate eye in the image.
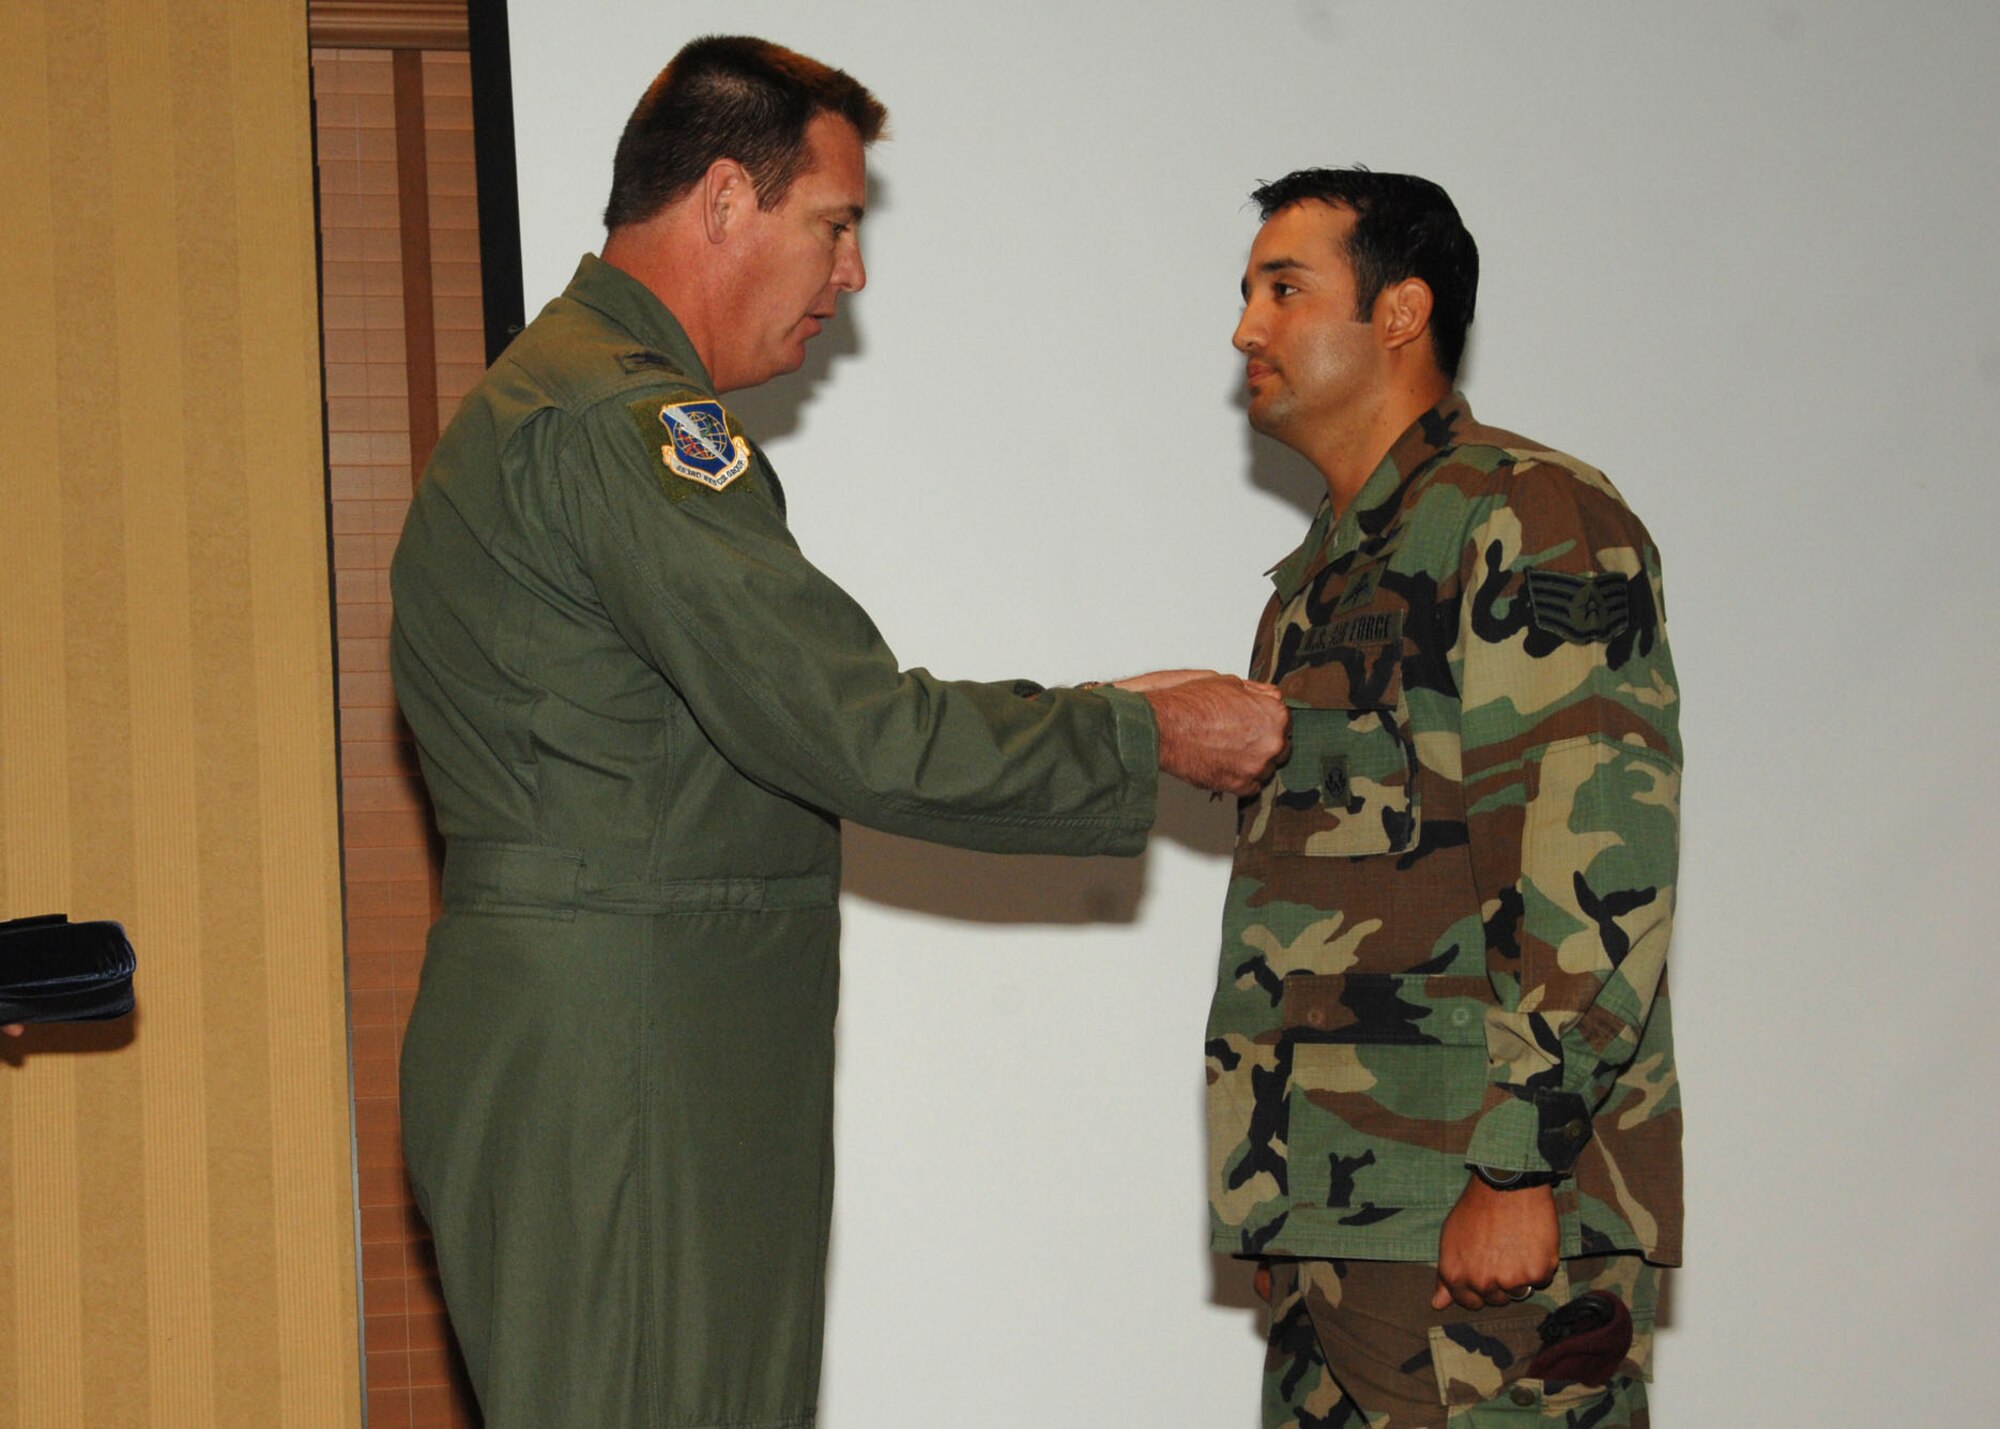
[1271,281,1296,300]
[829,221,851,239]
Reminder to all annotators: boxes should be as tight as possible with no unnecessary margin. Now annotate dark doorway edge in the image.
[468,0,525,367]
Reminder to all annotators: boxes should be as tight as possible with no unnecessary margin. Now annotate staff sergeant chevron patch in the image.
[1525,570,1631,643]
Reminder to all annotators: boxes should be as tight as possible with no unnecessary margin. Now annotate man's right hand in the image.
[1131,673,1289,796]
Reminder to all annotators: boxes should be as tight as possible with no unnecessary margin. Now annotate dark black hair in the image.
[603,35,887,229]
[1250,167,1478,381]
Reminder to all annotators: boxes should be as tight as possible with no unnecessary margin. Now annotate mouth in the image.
[1245,361,1275,389]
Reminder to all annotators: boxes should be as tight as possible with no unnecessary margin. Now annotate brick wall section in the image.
[312,46,484,1429]
[423,53,488,437]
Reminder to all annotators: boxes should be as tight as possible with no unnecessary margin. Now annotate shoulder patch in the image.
[630,396,751,495]
[1525,570,1630,643]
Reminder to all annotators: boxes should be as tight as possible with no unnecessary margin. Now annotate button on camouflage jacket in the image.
[1206,395,1682,1266]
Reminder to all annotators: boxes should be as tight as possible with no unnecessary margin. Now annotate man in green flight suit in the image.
[388,35,1288,1429]
[1206,170,1683,1427]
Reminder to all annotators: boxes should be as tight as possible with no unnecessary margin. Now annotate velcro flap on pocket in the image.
[1281,972,1490,1043]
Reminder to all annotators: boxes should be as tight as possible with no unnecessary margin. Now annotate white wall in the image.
[507,3,2000,1422]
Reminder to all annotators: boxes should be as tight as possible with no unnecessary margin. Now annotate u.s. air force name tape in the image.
[656,399,750,491]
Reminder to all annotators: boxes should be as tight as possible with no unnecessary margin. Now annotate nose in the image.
[1233,303,1260,353]
[834,236,866,294]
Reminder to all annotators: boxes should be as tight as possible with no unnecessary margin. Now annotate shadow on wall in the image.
[723,173,889,445]
[736,162,1274,928]
[0,1013,137,1064]
[842,777,1236,922]
[728,306,863,446]
[1211,1250,1265,1320]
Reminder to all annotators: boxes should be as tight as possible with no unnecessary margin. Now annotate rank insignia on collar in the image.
[1526,570,1631,643]
[656,399,750,491]
[1333,567,1379,615]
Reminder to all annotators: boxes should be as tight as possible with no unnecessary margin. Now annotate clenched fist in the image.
[1431,1177,1559,1311]
[1125,672,1289,797]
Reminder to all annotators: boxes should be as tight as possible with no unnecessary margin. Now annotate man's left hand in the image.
[1431,1176,1559,1311]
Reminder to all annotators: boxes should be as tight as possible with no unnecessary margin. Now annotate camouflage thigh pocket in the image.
[1440,1374,1647,1427]
[1429,1259,1655,1427]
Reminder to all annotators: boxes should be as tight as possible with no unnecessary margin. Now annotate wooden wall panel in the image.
[0,2,362,1427]
[315,43,483,1429]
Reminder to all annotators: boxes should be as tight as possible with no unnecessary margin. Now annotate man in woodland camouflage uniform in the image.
[1206,169,1683,1427]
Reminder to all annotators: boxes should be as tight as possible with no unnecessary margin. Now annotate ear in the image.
[1375,276,1434,355]
[700,158,752,244]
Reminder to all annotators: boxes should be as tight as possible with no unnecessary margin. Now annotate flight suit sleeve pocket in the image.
[1264,660,1418,858]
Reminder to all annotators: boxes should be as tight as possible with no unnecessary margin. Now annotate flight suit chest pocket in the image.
[1266,645,1417,858]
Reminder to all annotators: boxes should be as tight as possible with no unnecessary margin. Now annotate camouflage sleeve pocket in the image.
[1263,662,1418,858]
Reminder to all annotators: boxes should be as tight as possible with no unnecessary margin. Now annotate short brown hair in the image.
[1251,167,1479,382]
[603,35,887,229]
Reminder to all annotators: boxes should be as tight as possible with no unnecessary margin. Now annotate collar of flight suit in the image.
[1266,389,1478,604]
[561,251,717,394]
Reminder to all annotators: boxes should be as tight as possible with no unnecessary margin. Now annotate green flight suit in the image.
[389,254,1158,1429]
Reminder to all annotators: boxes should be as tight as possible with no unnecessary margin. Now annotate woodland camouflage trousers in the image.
[1262,1254,1658,1428]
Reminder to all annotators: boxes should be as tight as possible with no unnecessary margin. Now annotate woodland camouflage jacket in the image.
[1206,394,1683,1266]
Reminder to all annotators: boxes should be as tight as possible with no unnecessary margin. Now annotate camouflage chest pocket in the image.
[1264,651,1418,858]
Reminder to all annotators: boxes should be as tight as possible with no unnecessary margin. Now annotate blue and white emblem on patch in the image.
[656,400,751,491]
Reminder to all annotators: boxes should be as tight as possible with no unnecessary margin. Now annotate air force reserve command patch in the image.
[649,398,751,493]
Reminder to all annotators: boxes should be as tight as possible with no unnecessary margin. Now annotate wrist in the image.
[1469,1164,1561,1192]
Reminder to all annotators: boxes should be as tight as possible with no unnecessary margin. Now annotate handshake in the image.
[1111,669,1291,798]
